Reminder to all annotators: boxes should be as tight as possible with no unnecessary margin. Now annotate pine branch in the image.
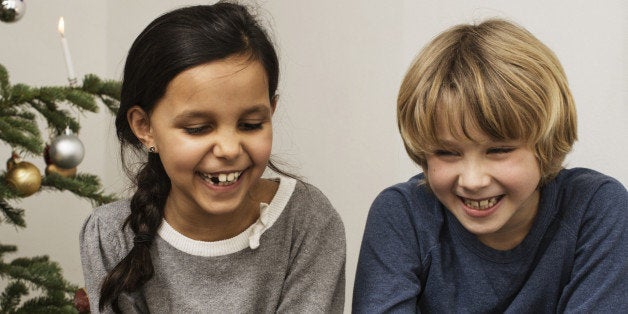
[5,83,34,106]
[0,256,77,313]
[28,100,79,135]
[0,281,28,313]
[82,74,121,114]
[0,244,18,258]
[65,90,98,113]
[41,173,118,206]
[37,87,67,106]
[7,256,77,292]
[0,200,26,228]
[0,64,9,98]
[0,115,43,155]
[99,95,120,115]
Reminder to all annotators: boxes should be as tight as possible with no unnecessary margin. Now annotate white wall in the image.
[1,1,626,312]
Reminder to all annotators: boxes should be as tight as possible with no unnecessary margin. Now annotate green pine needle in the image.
[41,173,118,206]
[0,200,26,229]
[65,90,98,113]
[0,281,29,313]
[0,64,9,97]
[0,244,18,257]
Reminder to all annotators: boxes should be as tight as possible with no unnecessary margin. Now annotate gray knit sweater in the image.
[80,176,345,313]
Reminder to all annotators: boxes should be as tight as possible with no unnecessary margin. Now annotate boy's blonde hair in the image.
[398,19,577,185]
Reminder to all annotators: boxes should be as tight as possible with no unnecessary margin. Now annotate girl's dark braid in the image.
[98,153,170,312]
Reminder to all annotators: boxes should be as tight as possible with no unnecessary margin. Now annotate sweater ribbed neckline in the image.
[156,175,296,257]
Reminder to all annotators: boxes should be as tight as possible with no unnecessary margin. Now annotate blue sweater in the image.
[353,168,627,313]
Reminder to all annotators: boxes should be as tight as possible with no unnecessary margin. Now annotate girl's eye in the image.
[239,122,263,131]
[184,126,210,135]
[487,147,515,154]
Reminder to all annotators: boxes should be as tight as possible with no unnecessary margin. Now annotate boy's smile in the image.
[426,123,541,250]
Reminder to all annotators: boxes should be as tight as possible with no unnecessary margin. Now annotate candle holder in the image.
[68,77,78,87]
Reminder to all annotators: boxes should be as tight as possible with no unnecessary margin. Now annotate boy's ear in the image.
[127,106,153,148]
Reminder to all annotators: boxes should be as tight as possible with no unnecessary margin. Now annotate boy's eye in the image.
[434,150,458,157]
[487,147,515,154]
[239,122,263,131]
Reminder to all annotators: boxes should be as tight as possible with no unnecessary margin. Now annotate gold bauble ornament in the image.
[6,161,42,196]
[45,164,77,178]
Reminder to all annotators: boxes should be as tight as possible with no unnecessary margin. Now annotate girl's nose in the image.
[212,130,241,160]
[457,162,491,192]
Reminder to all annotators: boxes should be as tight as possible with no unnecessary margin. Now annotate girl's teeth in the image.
[200,171,242,186]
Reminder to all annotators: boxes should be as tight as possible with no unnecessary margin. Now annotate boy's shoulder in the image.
[369,173,443,226]
[554,167,626,196]
[551,168,627,227]
[377,173,439,209]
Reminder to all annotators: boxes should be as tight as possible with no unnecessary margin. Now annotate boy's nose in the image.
[457,163,491,192]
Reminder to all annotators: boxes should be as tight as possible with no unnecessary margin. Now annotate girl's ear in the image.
[127,106,154,148]
[270,95,278,115]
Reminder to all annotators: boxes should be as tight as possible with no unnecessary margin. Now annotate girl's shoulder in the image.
[82,199,133,241]
[276,176,344,233]
[90,199,132,225]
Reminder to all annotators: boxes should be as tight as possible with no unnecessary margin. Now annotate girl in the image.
[80,3,345,313]
[353,19,627,312]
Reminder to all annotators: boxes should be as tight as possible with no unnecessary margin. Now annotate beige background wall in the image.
[1,1,626,312]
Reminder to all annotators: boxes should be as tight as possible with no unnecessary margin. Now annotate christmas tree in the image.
[0,63,120,313]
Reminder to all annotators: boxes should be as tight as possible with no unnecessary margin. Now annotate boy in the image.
[353,19,627,313]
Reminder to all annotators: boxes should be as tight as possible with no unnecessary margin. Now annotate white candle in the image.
[57,17,76,83]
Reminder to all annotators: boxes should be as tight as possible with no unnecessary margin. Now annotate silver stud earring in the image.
[148,146,156,153]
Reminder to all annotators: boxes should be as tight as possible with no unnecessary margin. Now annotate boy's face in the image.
[425,123,541,250]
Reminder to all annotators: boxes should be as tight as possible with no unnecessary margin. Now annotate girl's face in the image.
[146,57,274,226]
[425,122,541,250]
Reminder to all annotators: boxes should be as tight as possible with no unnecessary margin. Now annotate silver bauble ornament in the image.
[49,128,85,169]
[0,0,25,23]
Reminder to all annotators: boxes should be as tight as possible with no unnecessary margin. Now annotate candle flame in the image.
[58,17,65,35]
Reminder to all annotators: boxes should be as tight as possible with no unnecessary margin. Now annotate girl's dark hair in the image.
[101,2,280,312]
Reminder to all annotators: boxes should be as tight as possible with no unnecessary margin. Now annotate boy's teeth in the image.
[464,196,499,210]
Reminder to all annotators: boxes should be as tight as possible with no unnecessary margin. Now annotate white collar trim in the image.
[157,175,296,257]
